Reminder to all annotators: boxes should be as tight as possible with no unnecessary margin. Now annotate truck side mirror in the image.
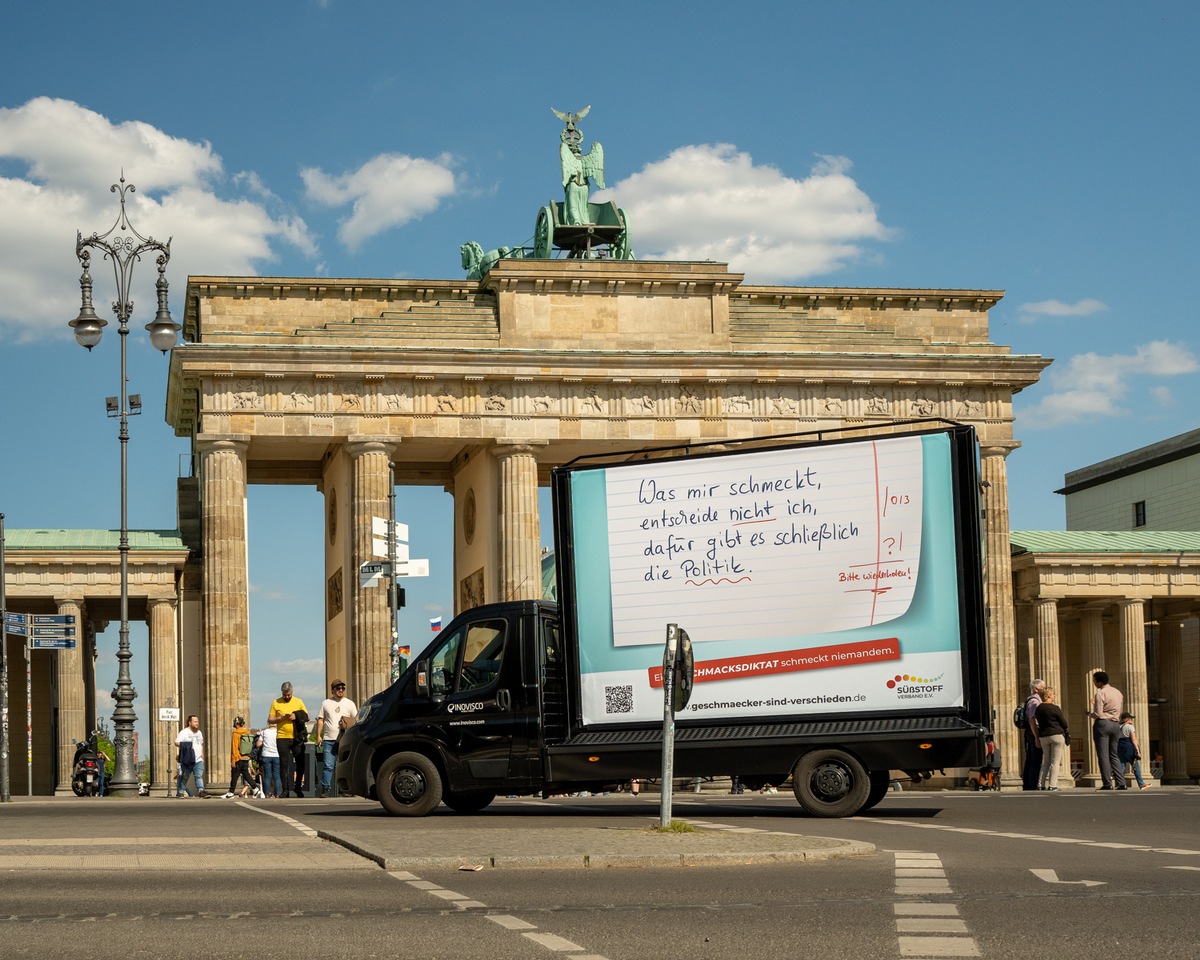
[415,661,430,698]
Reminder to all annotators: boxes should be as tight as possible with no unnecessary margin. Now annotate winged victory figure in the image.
[554,105,605,225]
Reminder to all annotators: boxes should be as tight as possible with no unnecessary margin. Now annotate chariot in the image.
[533,200,633,260]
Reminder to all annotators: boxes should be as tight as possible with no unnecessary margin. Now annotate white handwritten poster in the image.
[604,435,924,647]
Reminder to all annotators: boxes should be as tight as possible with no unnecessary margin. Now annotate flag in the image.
[399,645,411,658]
[430,617,442,632]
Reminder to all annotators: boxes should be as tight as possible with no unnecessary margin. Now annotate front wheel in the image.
[377,752,443,817]
[791,749,870,818]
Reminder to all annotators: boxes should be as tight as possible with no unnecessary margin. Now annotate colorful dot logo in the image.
[886,673,944,689]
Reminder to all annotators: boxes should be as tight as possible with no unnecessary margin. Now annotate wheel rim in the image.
[809,760,853,802]
[388,766,427,805]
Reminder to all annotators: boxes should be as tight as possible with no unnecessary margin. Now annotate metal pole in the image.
[70,177,178,798]
[25,638,32,796]
[0,513,9,802]
[660,623,678,829]
[388,464,399,683]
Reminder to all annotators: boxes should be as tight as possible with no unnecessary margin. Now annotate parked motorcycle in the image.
[71,733,105,797]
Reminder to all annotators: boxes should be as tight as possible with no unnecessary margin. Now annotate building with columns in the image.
[1,529,188,794]
[1008,428,1200,787]
[7,258,1060,792]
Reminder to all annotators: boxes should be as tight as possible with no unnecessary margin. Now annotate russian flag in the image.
[430,617,442,632]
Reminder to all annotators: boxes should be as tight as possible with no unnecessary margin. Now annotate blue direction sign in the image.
[32,626,77,639]
[5,612,30,637]
[31,637,77,650]
[31,614,77,626]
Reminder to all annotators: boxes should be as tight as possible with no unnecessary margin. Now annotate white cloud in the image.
[1150,385,1174,405]
[301,153,457,251]
[599,146,890,282]
[1017,298,1107,323]
[0,97,316,343]
[1017,340,1198,429]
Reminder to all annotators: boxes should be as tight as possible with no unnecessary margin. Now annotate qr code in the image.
[604,684,634,714]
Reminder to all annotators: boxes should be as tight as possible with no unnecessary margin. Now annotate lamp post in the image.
[69,176,180,797]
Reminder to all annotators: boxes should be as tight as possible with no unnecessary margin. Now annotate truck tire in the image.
[442,791,496,814]
[861,771,891,811]
[377,751,443,817]
[791,749,870,817]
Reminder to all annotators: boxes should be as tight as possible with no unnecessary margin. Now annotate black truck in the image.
[338,423,991,817]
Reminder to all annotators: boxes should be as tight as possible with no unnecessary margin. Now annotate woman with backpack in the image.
[224,716,259,799]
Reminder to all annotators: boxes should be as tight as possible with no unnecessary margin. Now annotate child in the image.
[1117,712,1148,789]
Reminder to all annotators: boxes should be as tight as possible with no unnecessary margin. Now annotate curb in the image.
[317,829,874,871]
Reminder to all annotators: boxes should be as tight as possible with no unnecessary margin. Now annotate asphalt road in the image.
[1,787,1198,960]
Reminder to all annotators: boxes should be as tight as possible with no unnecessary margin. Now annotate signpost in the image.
[3,610,77,794]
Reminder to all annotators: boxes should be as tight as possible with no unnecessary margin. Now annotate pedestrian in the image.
[259,724,281,798]
[268,682,308,798]
[1033,687,1069,790]
[315,679,357,798]
[95,739,112,797]
[1021,679,1046,791]
[1118,712,1149,789]
[1088,671,1126,790]
[225,716,257,799]
[175,714,212,798]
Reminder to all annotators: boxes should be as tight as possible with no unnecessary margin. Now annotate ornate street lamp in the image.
[70,176,181,797]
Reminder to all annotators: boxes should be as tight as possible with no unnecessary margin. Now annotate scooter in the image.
[71,733,105,797]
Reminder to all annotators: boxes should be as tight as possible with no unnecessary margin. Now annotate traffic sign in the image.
[5,621,30,637]
[5,612,28,626]
[31,638,76,650]
[393,558,430,578]
[31,614,76,626]
[373,539,410,562]
[32,625,77,639]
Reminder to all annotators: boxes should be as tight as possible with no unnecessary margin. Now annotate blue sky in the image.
[2,2,1198,746]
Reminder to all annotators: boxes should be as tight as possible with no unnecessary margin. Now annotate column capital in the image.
[979,441,1020,459]
[345,436,398,459]
[146,597,178,613]
[492,438,550,460]
[195,434,251,455]
[1115,597,1145,611]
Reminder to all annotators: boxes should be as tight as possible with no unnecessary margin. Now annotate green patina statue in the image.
[461,106,633,278]
[553,105,604,226]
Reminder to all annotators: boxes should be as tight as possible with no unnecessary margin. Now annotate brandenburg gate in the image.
[166,257,1049,782]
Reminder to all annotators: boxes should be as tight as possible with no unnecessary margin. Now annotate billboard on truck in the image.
[552,424,984,727]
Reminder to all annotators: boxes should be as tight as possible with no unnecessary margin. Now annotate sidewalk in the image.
[0,794,876,871]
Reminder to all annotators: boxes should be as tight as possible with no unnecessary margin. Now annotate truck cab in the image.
[337,600,561,815]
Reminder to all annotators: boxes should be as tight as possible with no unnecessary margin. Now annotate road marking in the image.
[238,801,319,837]
[487,915,536,930]
[867,819,1200,857]
[1164,866,1200,872]
[893,852,980,957]
[522,932,586,951]
[1029,869,1105,887]
[388,869,610,958]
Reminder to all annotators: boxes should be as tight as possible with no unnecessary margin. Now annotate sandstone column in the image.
[1033,598,1063,705]
[147,598,180,794]
[1078,605,1107,787]
[197,435,251,739]
[981,444,1019,783]
[53,597,87,795]
[1157,618,1188,784]
[1033,598,1070,787]
[1116,598,1152,785]
[347,438,395,704]
[494,440,547,603]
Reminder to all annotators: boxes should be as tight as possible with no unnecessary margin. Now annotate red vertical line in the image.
[871,441,882,624]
